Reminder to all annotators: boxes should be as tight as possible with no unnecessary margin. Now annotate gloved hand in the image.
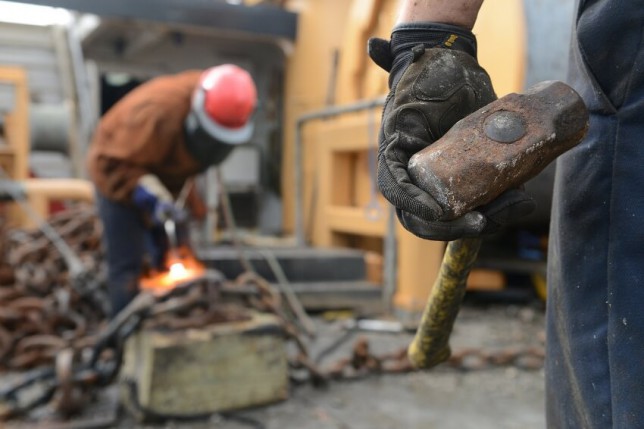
[368,22,535,241]
[132,174,178,226]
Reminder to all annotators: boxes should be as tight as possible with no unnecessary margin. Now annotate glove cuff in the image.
[369,22,478,89]
[390,22,477,88]
[137,174,172,203]
[390,22,477,59]
[132,175,173,216]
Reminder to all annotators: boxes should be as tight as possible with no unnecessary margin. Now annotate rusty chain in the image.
[0,205,545,423]
[321,338,545,381]
[0,204,107,373]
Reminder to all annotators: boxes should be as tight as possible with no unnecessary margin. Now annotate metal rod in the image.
[203,167,219,245]
[382,205,397,315]
[256,248,316,337]
[293,96,386,246]
[175,178,193,211]
[164,219,178,250]
[0,169,85,278]
[215,168,255,274]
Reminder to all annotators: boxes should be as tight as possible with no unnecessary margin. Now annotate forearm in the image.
[396,0,484,29]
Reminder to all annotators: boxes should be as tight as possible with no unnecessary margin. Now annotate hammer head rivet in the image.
[483,110,527,143]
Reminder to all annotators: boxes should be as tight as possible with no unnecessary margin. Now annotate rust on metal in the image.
[408,81,589,219]
[0,205,547,422]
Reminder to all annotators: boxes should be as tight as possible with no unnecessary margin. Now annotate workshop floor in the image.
[115,302,547,429]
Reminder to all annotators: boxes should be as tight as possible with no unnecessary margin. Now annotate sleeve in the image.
[92,155,148,204]
[186,184,207,221]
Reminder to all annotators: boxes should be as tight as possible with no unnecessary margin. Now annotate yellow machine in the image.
[280,0,533,317]
[0,65,93,229]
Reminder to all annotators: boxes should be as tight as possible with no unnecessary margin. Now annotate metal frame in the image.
[4,0,298,41]
[293,97,386,247]
[293,97,397,312]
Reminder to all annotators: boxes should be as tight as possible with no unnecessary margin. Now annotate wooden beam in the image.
[326,205,389,237]
[474,0,527,95]
[335,0,385,103]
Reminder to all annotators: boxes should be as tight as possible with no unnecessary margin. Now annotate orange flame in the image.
[139,247,206,295]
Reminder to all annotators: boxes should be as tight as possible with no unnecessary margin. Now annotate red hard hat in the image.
[191,64,257,144]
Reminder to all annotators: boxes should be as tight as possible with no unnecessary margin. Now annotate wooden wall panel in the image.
[281,0,353,233]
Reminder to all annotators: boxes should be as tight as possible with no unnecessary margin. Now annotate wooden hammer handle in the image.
[407,237,482,368]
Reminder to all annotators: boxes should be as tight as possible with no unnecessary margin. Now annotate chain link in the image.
[0,205,545,422]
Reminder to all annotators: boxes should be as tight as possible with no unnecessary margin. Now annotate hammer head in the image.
[408,80,589,220]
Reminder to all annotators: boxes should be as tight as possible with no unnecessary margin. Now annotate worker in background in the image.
[86,65,257,317]
[370,0,644,427]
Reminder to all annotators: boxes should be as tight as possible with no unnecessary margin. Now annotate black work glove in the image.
[368,22,535,241]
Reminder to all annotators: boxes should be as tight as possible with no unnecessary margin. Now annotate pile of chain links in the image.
[0,204,545,423]
[0,205,108,372]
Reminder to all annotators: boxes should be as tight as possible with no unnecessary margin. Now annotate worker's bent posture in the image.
[86,65,257,317]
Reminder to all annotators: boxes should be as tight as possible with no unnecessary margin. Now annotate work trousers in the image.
[546,1,644,427]
[96,192,166,317]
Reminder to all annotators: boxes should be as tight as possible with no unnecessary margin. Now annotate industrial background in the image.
[0,0,575,427]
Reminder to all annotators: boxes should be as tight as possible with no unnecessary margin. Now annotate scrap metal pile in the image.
[0,205,108,372]
[0,204,292,420]
[0,204,545,424]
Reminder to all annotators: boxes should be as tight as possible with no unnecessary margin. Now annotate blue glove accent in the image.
[153,201,177,225]
[132,185,178,225]
[132,185,158,213]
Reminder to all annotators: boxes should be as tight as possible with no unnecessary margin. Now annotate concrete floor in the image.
[116,303,547,429]
[174,369,545,429]
[3,302,546,429]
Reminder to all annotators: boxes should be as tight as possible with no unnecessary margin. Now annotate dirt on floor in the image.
[119,301,547,429]
[4,300,547,429]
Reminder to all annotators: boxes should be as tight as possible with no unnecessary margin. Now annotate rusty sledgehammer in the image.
[406,81,589,369]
